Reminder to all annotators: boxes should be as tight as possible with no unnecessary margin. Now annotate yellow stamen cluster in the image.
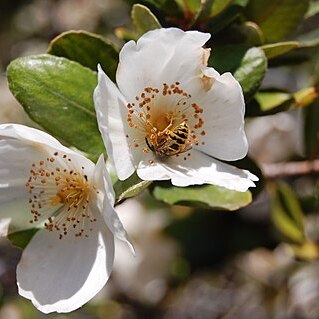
[26,152,97,239]
[125,82,206,161]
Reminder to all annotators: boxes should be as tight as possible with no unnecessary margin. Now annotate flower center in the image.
[125,82,206,161]
[26,152,97,239]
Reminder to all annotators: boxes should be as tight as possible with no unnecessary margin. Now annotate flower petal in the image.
[137,150,257,191]
[0,123,71,154]
[94,66,135,180]
[116,28,211,101]
[193,71,248,161]
[92,154,135,255]
[0,124,93,234]
[17,217,114,314]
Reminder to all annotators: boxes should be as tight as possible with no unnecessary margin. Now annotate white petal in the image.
[193,72,248,161]
[17,219,114,314]
[0,124,94,234]
[93,154,115,205]
[94,66,135,180]
[116,28,211,101]
[137,150,257,191]
[0,124,71,155]
[92,154,135,255]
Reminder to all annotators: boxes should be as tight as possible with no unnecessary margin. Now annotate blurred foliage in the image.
[2,0,319,318]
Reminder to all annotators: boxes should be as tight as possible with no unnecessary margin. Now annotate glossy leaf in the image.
[210,45,266,100]
[261,41,300,59]
[114,173,152,203]
[48,30,119,81]
[7,54,104,160]
[246,0,310,43]
[8,228,39,249]
[209,44,250,74]
[269,181,305,244]
[233,47,267,100]
[152,182,252,211]
[132,4,161,36]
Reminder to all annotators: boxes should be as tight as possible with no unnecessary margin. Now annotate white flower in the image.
[94,28,258,191]
[0,124,133,314]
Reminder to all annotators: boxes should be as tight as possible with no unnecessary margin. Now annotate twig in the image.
[261,160,319,179]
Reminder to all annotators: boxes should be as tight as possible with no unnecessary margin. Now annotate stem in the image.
[261,160,319,179]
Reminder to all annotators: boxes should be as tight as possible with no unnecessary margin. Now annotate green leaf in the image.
[247,91,294,116]
[132,4,161,36]
[305,0,319,18]
[233,47,267,100]
[192,0,237,24]
[269,181,305,244]
[211,0,233,16]
[209,45,267,100]
[47,30,119,81]
[113,172,152,203]
[175,0,200,13]
[246,0,310,43]
[152,182,252,211]
[209,44,250,74]
[7,54,104,160]
[128,0,183,17]
[192,0,214,24]
[238,21,264,46]
[260,41,300,59]
[8,228,39,249]
[207,3,246,33]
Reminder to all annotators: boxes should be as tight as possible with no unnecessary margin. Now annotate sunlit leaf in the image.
[132,3,162,36]
[48,30,119,81]
[247,91,294,116]
[114,173,152,203]
[233,47,267,100]
[152,182,252,211]
[261,41,300,59]
[7,54,104,160]
[305,0,319,18]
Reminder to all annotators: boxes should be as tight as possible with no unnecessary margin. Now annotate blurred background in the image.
[1,0,319,318]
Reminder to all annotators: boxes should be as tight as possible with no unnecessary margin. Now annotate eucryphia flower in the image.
[0,124,133,314]
[94,28,258,191]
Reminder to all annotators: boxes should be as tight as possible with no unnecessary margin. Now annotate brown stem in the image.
[261,160,319,179]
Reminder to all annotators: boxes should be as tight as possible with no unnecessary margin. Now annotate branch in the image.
[261,160,319,179]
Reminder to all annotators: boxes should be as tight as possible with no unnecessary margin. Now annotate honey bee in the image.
[145,121,192,158]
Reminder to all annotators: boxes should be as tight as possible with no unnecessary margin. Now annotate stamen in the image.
[125,82,205,160]
[26,153,97,239]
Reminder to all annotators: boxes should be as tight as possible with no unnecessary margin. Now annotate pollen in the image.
[124,82,206,160]
[26,153,97,239]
